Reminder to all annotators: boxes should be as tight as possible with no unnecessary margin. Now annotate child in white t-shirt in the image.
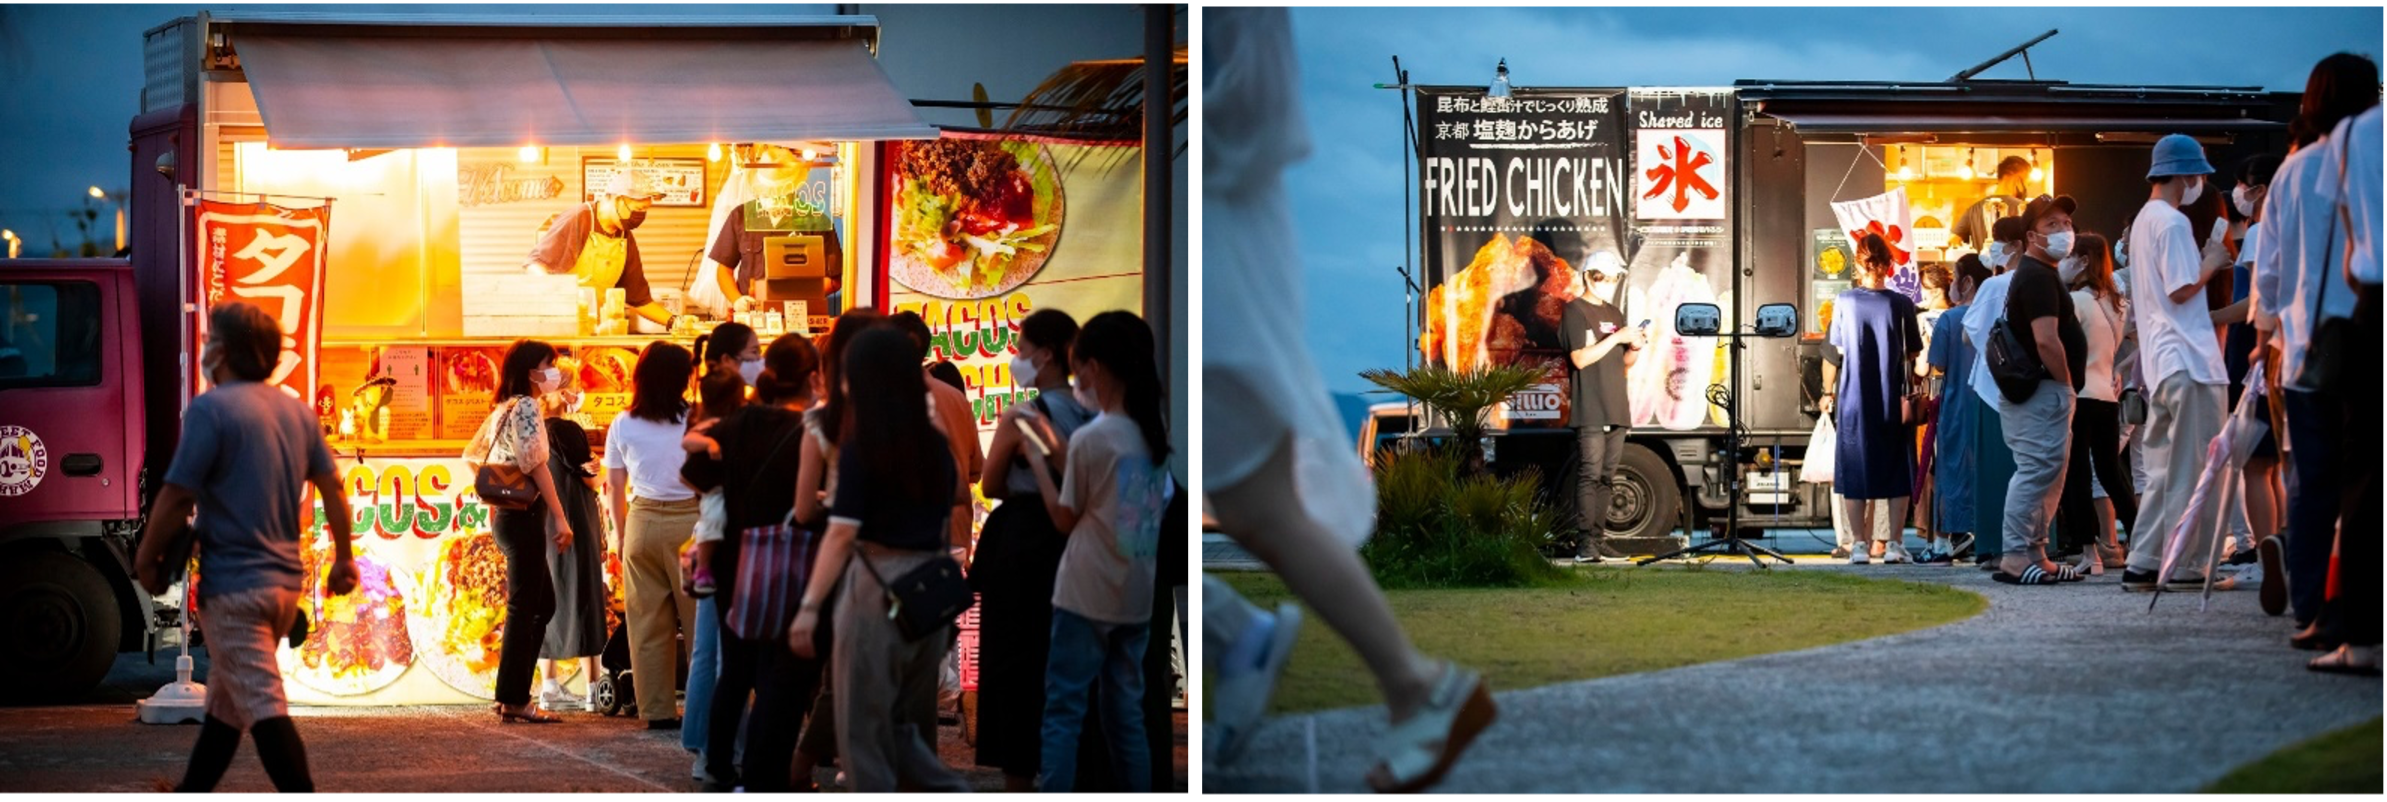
[680,370,747,596]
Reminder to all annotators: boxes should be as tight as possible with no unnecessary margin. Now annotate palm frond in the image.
[1000,47,1189,141]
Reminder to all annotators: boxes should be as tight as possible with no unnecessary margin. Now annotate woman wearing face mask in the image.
[2213,155,2287,573]
[464,339,573,723]
[1922,255,1994,564]
[2054,234,2136,575]
[693,321,764,387]
[537,369,608,713]
[968,309,1094,790]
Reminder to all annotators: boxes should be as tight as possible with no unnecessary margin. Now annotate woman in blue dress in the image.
[1923,255,1993,562]
[1823,233,1925,564]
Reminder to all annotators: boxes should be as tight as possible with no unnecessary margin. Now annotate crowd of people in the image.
[136,298,1182,791]
[1812,53,2380,675]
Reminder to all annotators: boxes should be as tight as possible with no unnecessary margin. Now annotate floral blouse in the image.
[465,395,549,473]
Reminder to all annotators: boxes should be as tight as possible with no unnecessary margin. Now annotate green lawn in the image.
[2205,717,2383,793]
[1209,567,1985,715]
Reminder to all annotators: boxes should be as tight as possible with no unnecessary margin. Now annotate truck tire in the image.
[0,550,122,702]
[1606,444,1683,542]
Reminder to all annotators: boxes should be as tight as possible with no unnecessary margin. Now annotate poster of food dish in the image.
[1623,90,1736,431]
[279,457,580,704]
[888,135,1068,300]
[1413,87,1631,430]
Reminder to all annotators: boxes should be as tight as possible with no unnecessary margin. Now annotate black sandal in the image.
[499,705,563,724]
[1992,564,2064,586]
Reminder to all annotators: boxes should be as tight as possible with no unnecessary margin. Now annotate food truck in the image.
[0,10,1164,704]
[1382,71,2294,551]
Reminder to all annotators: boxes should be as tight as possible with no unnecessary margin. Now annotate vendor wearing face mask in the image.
[527,171,678,331]
[1559,251,1645,563]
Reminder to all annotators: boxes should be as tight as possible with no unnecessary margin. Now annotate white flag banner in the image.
[1831,187,1923,300]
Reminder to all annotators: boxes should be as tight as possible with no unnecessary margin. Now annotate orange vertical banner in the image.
[194,200,330,408]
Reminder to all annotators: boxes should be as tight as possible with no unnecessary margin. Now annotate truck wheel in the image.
[0,551,122,702]
[1606,444,1684,541]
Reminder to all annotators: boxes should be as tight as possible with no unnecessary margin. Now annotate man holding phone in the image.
[1561,253,1646,562]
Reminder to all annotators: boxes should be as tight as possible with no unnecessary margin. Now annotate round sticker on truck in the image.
[0,425,49,497]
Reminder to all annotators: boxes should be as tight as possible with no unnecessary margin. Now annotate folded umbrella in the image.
[2151,363,2271,612]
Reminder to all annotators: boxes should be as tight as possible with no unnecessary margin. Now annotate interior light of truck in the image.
[618,143,633,161]
[518,145,541,164]
[707,143,722,162]
[1959,147,1976,181]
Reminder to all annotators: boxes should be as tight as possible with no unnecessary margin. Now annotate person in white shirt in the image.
[2122,134,2234,592]
[2249,53,2379,631]
[2055,232,2134,574]
[1960,217,2025,566]
[2308,102,2380,676]
[604,342,703,728]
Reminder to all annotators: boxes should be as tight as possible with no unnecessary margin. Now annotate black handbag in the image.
[472,399,541,510]
[858,549,974,642]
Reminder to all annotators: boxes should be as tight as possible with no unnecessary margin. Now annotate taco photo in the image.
[888,137,1065,299]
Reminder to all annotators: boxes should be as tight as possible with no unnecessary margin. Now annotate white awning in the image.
[232,29,940,149]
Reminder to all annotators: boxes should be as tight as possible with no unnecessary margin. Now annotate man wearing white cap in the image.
[2121,133,2233,592]
[527,169,677,330]
[1560,251,1644,562]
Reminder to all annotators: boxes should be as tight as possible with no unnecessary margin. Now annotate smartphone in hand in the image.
[1015,418,1052,457]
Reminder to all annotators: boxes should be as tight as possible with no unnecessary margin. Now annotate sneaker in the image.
[1571,553,1605,564]
[2224,548,2258,567]
[1916,549,1954,565]
[691,567,717,598]
[539,688,581,710]
[1210,603,1303,765]
[1848,550,1869,565]
[1882,544,1912,564]
[2257,536,2287,616]
[692,753,712,784]
[2121,569,2162,592]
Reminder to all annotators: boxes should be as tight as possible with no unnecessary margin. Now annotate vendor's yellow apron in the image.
[571,225,629,297]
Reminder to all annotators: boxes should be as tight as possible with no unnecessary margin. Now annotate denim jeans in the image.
[2282,389,2340,625]
[684,596,731,755]
[1038,608,1150,792]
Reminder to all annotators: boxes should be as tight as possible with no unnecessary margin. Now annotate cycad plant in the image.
[1360,363,1545,474]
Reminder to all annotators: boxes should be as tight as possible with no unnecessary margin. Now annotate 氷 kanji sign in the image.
[195,200,330,406]
[1634,129,1726,220]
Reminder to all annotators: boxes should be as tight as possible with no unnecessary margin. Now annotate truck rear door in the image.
[0,263,138,529]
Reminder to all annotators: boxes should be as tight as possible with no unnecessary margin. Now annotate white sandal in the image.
[1365,662,1496,793]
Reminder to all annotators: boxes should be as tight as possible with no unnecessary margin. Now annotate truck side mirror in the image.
[1754,303,1799,338]
[1674,303,1722,336]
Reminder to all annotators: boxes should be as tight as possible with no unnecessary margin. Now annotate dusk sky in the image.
[1270,6,2383,398]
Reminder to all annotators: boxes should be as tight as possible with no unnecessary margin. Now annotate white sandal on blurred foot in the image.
[1364,662,1496,793]
[1210,603,1303,765]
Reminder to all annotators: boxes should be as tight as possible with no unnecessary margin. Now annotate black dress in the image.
[968,393,1092,777]
[541,418,608,660]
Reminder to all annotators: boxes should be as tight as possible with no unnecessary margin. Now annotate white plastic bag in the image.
[1800,415,1837,483]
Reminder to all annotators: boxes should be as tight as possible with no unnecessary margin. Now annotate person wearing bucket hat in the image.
[2120,133,2234,593]
[525,167,680,331]
[1560,251,1644,562]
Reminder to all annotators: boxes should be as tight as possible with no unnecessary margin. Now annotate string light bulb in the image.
[1896,146,1914,182]
[707,143,722,162]
[2029,151,2045,183]
[1959,148,1976,181]
[89,186,105,199]
[617,143,632,162]
[801,147,818,162]
[518,145,540,163]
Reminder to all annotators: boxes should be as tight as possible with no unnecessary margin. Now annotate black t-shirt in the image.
[681,405,807,598]
[830,440,956,552]
[1559,297,1632,429]
[706,194,844,296]
[2005,256,2088,391]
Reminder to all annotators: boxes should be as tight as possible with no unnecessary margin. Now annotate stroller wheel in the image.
[593,674,622,716]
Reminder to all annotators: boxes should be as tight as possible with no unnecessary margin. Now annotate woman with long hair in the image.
[968,309,1094,790]
[681,333,826,791]
[693,321,762,385]
[1921,255,1994,563]
[1822,234,1925,565]
[463,339,571,723]
[602,342,700,730]
[680,320,755,763]
[786,307,884,788]
[2054,234,2137,574]
[1016,311,1172,791]
[785,327,970,792]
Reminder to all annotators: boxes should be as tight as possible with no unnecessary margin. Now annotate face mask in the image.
[1983,242,2008,269]
[2040,230,2075,260]
[2178,176,2204,207]
[535,366,562,393]
[1070,375,1098,409]
[2232,185,2258,217]
[738,356,764,386]
[1011,352,1040,387]
[200,339,225,383]
[622,209,648,230]
[2058,257,2085,284]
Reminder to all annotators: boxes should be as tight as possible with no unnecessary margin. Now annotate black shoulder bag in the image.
[474,398,542,510]
[857,548,974,642]
[1986,291,2049,404]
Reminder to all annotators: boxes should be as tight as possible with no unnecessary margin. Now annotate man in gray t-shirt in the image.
[135,301,354,792]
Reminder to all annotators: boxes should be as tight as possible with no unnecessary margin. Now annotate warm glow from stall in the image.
[518,145,540,163]
[707,143,723,162]
[801,147,819,162]
[617,143,633,161]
